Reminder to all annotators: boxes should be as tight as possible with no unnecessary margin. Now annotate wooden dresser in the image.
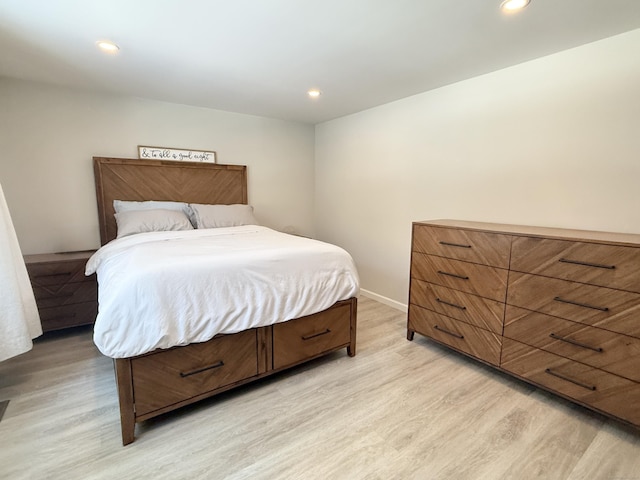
[24,250,97,332]
[408,220,640,429]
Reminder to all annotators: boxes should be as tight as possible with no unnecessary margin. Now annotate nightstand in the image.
[23,250,98,332]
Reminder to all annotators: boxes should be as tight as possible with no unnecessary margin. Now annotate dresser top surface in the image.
[24,250,96,264]
[415,220,640,246]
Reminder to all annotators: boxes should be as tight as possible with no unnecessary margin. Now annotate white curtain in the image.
[0,182,42,362]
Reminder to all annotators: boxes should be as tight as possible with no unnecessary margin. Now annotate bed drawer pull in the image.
[434,325,464,339]
[439,241,472,249]
[553,296,609,312]
[436,298,467,310]
[437,270,469,280]
[549,333,603,353]
[302,329,331,341]
[559,258,616,270]
[545,368,596,391]
[179,361,225,377]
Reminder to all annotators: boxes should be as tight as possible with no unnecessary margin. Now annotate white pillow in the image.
[113,200,196,226]
[114,209,194,238]
[189,203,259,229]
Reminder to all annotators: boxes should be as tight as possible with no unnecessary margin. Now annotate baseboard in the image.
[359,289,408,313]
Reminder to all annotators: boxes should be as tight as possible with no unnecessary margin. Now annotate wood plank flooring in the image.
[1,295,639,479]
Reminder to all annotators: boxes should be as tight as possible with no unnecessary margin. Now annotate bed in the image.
[91,157,358,445]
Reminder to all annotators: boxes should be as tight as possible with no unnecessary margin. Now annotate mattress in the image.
[86,225,360,358]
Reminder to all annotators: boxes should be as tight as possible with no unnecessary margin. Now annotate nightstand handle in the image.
[553,297,609,312]
[559,258,615,270]
[434,325,464,339]
[436,298,467,310]
[439,241,472,249]
[437,270,469,280]
[549,333,603,353]
[545,368,596,391]
[34,272,73,279]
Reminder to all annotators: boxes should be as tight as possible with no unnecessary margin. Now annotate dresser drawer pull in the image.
[559,258,616,270]
[436,298,467,310]
[544,368,596,391]
[434,325,464,339]
[179,360,225,377]
[301,329,331,340]
[553,296,609,312]
[437,270,469,280]
[549,333,603,353]
[439,241,472,249]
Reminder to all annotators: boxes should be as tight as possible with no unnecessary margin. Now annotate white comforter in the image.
[86,226,359,358]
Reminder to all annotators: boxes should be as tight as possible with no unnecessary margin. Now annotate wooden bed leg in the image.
[347,297,357,357]
[407,329,415,341]
[114,359,136,445]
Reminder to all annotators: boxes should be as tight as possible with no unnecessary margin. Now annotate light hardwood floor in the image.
[1,296,639,480]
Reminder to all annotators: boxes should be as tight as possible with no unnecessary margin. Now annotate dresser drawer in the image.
[412,253,508,302]
[410,279,504,334]
[501,338,640,426]
[504,305,640,382]
[132,330,258,416]
[507,272,640,338]
[408,305,502,365]
[511,237,640,293]
[38,302,98,331]
[273,303,352,369]
[32,281,98,308]
[412,224,511,268]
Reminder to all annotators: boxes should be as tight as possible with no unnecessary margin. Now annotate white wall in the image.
[0,78,315,254]
[315,29,640,309]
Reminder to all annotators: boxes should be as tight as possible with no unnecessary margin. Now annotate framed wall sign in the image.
[138,146,217,163]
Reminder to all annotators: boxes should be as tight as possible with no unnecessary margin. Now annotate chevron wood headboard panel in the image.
[93,157,248,245]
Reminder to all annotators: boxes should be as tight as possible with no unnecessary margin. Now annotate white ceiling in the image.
[1,0,639,124]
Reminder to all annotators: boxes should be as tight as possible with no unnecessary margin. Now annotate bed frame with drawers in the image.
[93,157,357,445]
[408,219,640,430]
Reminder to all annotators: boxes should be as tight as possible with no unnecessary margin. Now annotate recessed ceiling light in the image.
[96,40,120,54]
[500,0,530,12]
[307,89,322,99]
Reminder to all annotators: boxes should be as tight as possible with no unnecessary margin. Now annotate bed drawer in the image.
[412,224,511,268]
[412,253,508,302]
[408,305,502,366]
[410,279,504,334]
[501,338,640,426]
[504,305,640,382]
[132,330,258,416]
[273,303,351,369]
[507,272,640,339]
[511,237,640,293]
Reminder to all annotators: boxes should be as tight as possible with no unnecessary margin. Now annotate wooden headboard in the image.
[93,157,248,245]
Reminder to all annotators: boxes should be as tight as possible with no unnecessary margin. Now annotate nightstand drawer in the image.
[38,302,98,331]
[132,330,258,417]
[33,281,97,307]
[511,237,640,293]
[412,224,511,268]
[412,253,508,302]
[507,272,640,339]
[501,338,640,426]
[273,303,352,369]
[504,305,640,382]
[25,259,88,285]
[410,279,504,334]
[408,305,502,366]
